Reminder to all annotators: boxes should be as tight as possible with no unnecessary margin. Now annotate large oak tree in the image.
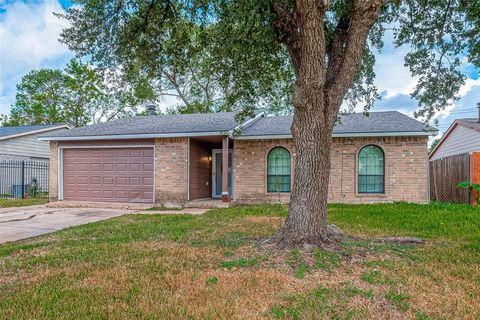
[59,0,479,246]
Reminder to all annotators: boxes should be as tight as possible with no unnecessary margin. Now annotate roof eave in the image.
[38,131,230,141]
[0,125,70,141]
[236,130,438,140]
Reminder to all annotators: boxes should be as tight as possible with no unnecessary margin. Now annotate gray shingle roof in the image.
[457,118,480,132]
[0,124,66,139]
[239,111,437,137]
[41,111,437,140]
[42,112,242,138]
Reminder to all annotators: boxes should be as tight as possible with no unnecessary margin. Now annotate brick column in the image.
[222,136,230,202]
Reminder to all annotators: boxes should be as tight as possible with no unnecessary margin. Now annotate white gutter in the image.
[39,129,437,141]
[236,130,438,140]
[38,131,228,141]
[1,124,70,141]
[38,114,267,142]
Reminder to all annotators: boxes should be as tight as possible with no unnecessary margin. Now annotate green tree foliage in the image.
[3,69,66,126]
[58,0,479,119]
[429,138,441,153]
[2,59,154,127]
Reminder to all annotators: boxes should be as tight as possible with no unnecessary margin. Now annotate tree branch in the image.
[270,1,302,73]
[325,0,382,121]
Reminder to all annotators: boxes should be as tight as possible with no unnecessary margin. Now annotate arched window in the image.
[358,145,385,194]
[267,147,291,193]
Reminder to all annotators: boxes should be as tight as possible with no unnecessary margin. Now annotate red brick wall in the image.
[154,138,189,205]
[233,136,429,204]
[49,141,59,202]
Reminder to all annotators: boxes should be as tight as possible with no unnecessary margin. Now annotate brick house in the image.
[39,111,437,206]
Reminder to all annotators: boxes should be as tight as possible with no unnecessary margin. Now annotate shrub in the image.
[457,181,480,205]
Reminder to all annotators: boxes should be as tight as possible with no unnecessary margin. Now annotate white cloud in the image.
[0,0,72,115]
[373,30,418,98]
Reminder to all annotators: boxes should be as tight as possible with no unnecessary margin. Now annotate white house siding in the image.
[430,125,480,160]
[0,129,66,161]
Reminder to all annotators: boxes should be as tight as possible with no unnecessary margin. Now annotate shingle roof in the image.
[42,112,242,138]
[0,124,66,139]
[239,111,436,137]
[457,118,480,132]
[40,111,437,140]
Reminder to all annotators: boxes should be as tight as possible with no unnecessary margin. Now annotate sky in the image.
[0,0,479,138]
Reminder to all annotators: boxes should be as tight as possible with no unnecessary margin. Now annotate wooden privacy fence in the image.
[430,152,479,204]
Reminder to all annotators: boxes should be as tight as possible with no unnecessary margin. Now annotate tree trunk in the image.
[275,91,336,247]
[270,0,382,247]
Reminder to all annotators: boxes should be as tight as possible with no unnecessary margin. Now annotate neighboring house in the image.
[429,118,480,161]
[39,111,437,205]
[0,124,69,161]
[0,124,69,198]
[429,116,480,204]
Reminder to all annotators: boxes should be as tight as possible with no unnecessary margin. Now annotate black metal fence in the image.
[0,160,49,200]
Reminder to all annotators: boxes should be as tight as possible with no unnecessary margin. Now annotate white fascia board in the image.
[235,131,438,140]
[38,131,227,141]
[333,131,438,137]
[0,125,70,141]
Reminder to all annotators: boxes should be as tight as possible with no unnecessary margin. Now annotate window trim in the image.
[266,146,292,193]
[357,144,385,194]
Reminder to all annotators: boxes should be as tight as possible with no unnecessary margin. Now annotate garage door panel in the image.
[76,150,90,159]
[143,163,154,171]
[130,163,141,171]
[116,149,129,157]
[90,150,102,158]
[77,163,89,171]
[130,149,142,157]
[77,177,89,184]
[90,176,102,184]
[143,177,153,185]
[129,177,141,185]
[116,163,128,171]
[143,149,154,157]
[102,150,115,158]
[103,163,114,171]
[77,190,90,198]
[116,177,129,185]
[63,147,154,203]
[90,163,102,171]
[102,177,114,184]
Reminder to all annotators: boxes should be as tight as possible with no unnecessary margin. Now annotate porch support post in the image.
[222,136,230,202]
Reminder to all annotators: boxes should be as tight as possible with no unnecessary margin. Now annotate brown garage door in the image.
[63,147,154,203]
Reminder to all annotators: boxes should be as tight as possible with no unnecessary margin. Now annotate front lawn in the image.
[0,198,48,208]
[0,202,478,319]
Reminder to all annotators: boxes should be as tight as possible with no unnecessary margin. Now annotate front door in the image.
[212,150,233,198]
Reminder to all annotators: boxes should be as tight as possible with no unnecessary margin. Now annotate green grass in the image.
[0,202,478,319]
[0,198,48,208]
[329,202,480,242]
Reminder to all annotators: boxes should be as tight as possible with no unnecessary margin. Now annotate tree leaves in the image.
[57,0,480,120]
[1,59,151,127]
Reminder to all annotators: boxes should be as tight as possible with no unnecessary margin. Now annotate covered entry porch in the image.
[189,136,233,202]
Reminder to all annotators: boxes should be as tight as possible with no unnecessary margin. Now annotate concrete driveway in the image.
[0,206,133,244]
